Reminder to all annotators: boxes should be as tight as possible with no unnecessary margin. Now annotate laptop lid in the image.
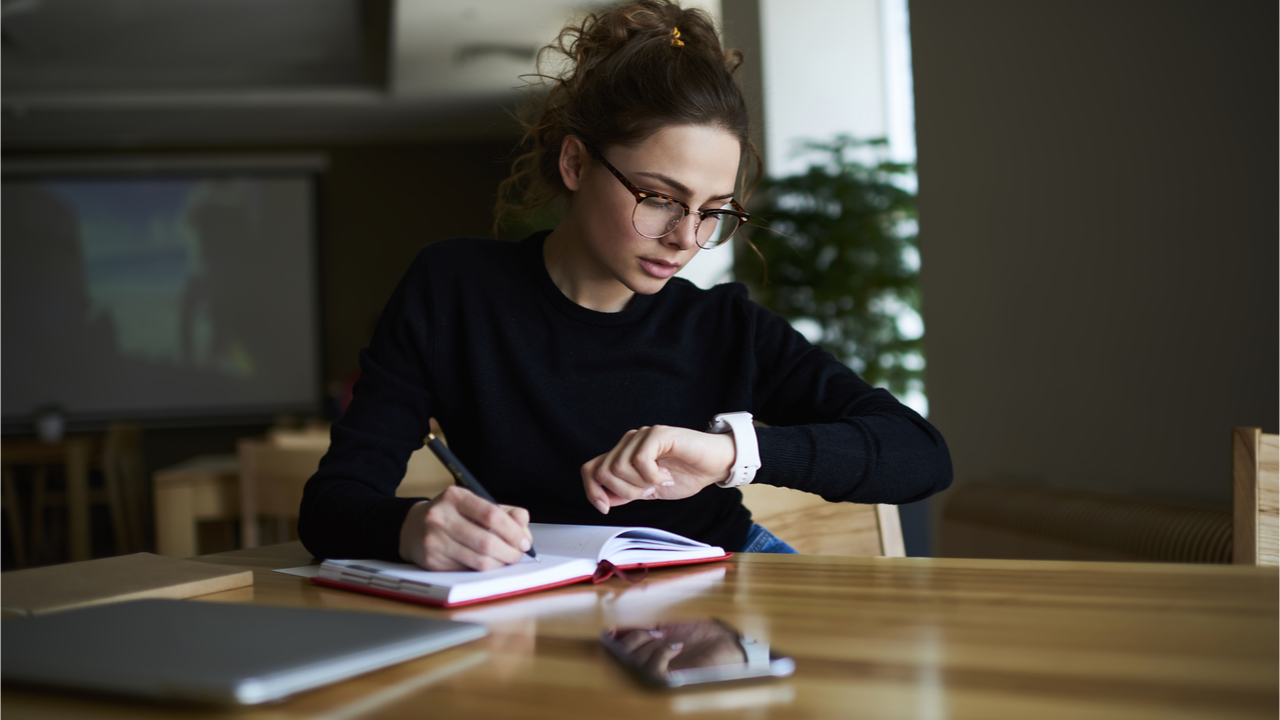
[1,598,487,705]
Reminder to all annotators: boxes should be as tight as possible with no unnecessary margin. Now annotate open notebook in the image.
[313,523,730,608]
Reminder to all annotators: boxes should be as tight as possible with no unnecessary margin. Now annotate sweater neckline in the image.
[522,230,658,327]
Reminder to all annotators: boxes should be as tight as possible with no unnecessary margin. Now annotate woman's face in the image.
[564,124,742,298]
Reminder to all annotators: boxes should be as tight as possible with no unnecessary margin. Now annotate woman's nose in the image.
[664,213,700,250]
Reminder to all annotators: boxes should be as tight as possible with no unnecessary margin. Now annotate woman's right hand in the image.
[398,486,533,571]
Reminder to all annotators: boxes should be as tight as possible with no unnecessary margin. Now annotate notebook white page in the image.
[318,523,726,604]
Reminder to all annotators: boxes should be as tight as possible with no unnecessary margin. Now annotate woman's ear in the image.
[559,135,588,192]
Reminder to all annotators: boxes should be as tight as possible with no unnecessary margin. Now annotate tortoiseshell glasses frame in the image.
[586,145,750,249]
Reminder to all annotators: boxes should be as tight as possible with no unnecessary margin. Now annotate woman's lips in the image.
[639,257,681,279]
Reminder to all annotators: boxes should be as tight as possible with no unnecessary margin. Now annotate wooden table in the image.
[3,544,1276,719]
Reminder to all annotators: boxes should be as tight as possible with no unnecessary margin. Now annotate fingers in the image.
[582,427,678,513]
[630,437,677,489]
[601,428,650,499]
[455,491,529,552]
[401,486,532,571]
[646,641,684,676]
[627,635,683,675]
[581,455,617,515]
[500,504,534,552]
[618,628,665,653]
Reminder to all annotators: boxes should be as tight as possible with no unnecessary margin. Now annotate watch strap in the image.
[707,411,761,488]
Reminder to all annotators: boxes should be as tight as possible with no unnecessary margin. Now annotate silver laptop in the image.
[1,598,487,705]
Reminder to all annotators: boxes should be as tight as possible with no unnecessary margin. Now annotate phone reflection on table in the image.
[601,619,794,688]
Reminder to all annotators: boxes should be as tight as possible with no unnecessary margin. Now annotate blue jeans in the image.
[742,523,800,554]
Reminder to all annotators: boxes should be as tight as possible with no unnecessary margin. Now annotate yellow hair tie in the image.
[671,27,684,46]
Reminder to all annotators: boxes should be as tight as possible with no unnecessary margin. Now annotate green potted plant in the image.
[734,136,925,402]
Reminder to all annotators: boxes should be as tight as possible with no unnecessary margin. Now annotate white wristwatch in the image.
[707,411,761,488]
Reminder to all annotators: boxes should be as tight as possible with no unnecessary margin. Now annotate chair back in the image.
[739,484,905,556]
[1232,427,1279,566]
[101,421,146,555]
[237,438,325,548]
[237,430,454,549]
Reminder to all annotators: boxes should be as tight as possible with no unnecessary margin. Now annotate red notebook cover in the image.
[311,553,732,609]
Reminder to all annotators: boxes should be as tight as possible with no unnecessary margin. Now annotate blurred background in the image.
[1,0,1274,567]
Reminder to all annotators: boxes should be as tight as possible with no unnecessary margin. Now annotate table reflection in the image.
[603,618,792,688]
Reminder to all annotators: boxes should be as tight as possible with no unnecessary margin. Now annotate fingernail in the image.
[519,538,531,552]
[648,629,665,638]
[668,642,684,651]
[661,481,675,487]
[595,499,609,514]
[641,487,656,498]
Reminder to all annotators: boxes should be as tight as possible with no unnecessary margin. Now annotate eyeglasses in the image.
[586,145,749,249]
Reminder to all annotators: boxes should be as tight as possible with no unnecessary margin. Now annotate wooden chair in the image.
[238,428,455,549]
[739,484,905,556]
[2,435,95,564]
[3,423,147,565]
[100,422,147,555]
[1232,427,1279,566]
[237,438,325,549]
[152,454,240,558]
[2,466,28,567]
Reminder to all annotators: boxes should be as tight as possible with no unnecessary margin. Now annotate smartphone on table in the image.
[600,619,794,688]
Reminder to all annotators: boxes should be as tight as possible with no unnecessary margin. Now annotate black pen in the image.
[425,433,538,561]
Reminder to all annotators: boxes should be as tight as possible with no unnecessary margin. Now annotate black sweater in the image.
[298,232,951,559]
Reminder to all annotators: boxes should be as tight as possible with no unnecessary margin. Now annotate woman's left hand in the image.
[581,425,736,514]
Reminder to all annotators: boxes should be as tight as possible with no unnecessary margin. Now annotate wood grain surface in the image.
[1235,428,1280,566]
[3,542,1276,720]
[1260,432,1280,565]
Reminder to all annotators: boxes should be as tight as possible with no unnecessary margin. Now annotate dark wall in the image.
[318,142,516,384]
[909,0,1277,531]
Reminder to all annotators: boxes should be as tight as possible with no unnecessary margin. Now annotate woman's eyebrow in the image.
[634,171,735,202]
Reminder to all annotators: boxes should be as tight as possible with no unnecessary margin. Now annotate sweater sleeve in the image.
[744,298,953,504]
[297,251,437,561]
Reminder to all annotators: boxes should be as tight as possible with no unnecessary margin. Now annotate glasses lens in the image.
[632,196,684,238]
[696,205,743,249]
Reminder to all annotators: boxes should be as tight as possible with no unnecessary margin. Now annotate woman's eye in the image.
[642,196,675,209]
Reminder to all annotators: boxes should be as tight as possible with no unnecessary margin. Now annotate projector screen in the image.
[2,173,320,424]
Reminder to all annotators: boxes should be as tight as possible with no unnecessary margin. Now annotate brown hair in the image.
[495,0,761,228]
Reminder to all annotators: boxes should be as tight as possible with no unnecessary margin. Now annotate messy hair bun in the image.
[496,0,760,224]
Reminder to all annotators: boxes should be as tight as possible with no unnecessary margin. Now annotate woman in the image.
[298,0,951,571]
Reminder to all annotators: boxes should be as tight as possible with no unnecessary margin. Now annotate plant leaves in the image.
[734,136,925,398]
